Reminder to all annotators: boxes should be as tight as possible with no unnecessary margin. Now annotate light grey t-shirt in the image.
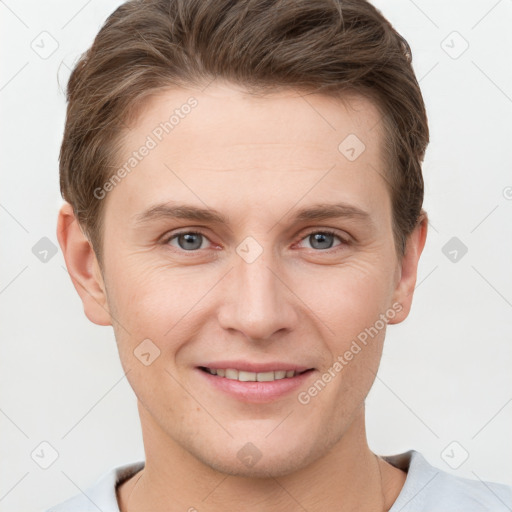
[44,450,512,511]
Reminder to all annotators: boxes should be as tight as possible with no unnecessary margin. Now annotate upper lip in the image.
[198,361,313,373]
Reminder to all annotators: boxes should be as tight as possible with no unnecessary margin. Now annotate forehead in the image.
[109,83,390,226]
[126,83,385,156]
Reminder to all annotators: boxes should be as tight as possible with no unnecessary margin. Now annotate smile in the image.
[199,366,310,382]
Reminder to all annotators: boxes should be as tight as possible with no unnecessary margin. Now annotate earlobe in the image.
[56,202,112,326]
[388,212,428,325]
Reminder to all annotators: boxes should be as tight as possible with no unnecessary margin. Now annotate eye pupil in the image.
[179,233,202,250]
[310,232,334,250]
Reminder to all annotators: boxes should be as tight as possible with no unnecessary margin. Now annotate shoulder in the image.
[385,450,512,512]
[42,461,145,512]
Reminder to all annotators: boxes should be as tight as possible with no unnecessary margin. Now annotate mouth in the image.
[195,365,316,403]
[198,366,313,382]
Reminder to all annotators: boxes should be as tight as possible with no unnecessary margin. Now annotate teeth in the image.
[256,371,275,382]
[225,369,238,379]
[205,367,301,381]
[238,370,257,382]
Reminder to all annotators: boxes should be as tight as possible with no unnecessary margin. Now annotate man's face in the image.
[97,83,407,476]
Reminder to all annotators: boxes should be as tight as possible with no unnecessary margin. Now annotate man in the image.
[48,0,512,510]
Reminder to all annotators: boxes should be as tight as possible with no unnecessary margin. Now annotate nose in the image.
[217,248,298,341]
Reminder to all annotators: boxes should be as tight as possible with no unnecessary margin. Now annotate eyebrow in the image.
[133,201,374,228]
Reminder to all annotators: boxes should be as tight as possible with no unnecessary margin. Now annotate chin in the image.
[201,451,308,479]
[186,433,322,480]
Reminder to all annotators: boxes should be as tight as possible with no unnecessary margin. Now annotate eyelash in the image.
[162,228,349,254]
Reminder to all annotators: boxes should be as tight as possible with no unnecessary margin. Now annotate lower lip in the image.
[196,368,315,403]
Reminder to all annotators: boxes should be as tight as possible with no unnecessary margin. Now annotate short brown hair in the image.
[60,0,428,262]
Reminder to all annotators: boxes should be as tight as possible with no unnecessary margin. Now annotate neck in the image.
[118,404,406,512]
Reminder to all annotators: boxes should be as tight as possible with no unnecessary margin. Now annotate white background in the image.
[1,0,511,510]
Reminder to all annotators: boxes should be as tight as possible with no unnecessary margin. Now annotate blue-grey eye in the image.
[169,232,206,251]
[309,232,335,250]
[298,231,344,251]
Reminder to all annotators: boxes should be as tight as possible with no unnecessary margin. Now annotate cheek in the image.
[291,256,394,333]
[105,260,219,370]
[107,257,200,325]
[289,257,393,400]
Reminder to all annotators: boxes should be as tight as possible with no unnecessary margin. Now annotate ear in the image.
[388,211,428,325]
[56,202,112,326]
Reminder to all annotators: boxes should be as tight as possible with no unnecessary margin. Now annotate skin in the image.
[57,81,427,511]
